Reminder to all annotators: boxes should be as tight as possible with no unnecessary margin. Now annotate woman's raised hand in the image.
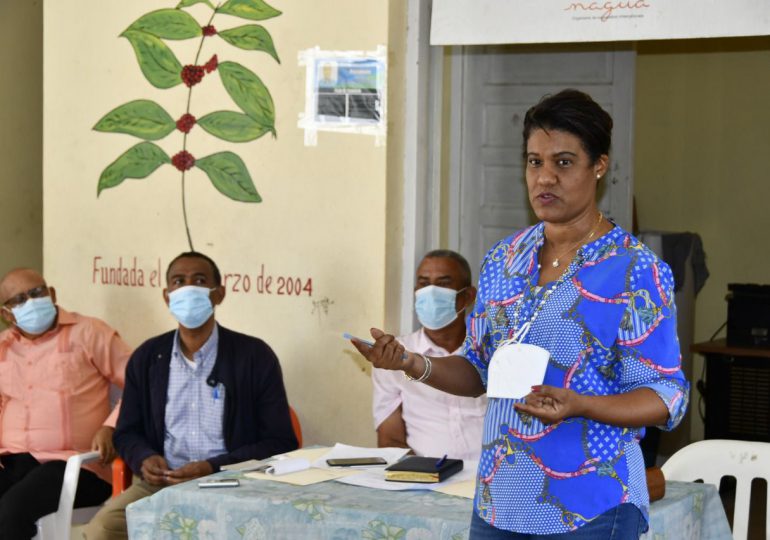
[350,328,412,371]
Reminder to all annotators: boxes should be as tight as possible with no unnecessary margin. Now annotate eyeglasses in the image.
[2,285,50,309]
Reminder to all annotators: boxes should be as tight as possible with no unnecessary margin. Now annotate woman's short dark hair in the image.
[522,89,613,164]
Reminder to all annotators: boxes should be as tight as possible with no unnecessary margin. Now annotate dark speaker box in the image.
[726,283,770,348]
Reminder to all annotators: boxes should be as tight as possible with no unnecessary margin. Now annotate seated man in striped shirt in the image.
[85,252,298,540]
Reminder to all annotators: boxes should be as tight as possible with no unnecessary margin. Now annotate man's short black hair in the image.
[166,252,222,286]
[422,249,473,287]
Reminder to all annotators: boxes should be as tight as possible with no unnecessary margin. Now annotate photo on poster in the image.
[314,58,383,124]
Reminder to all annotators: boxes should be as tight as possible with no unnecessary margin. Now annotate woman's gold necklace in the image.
[541,211,603,269]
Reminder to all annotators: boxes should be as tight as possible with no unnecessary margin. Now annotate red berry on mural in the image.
[181,65,205,87]
[204,54,219,74]
[202,25,217,36]
[172,150,196,171]
[176,113,197,134]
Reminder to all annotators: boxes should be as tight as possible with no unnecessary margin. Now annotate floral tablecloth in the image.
[126,476,731,539]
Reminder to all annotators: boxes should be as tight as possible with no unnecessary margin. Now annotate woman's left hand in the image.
[514,385,584,424]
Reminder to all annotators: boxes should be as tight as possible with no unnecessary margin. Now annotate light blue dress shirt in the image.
[164,325,227,470]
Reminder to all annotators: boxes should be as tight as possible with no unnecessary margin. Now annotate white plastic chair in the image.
[661,439,770,540]
[34,451,101,540]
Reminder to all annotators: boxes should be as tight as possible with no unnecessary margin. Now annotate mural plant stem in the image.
[178,8,218,251]
[94,0,282,251]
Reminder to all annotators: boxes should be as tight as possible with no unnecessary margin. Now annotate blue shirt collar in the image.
[171,323,219,369]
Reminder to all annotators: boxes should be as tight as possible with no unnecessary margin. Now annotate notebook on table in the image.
[384,456,463,483]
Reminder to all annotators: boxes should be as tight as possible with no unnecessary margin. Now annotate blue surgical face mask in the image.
[414,285,466,330]
[11,296,57,335]
[168,286,215,329]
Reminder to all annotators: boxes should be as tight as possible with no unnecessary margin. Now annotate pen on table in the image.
[343,333,409,360]
[435,454,448,468]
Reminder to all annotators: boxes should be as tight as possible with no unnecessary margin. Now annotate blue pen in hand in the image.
[343,333,408,360]
[435,454,448,468]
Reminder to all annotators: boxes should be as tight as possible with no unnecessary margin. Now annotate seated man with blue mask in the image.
[85,252,298,540]
[0,268,130,539]
[371,250,487,461]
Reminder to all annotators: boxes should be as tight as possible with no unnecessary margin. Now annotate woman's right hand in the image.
[350,328,417,373]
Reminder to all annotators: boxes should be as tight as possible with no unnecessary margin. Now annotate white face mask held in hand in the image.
[414,285,466,330]
[487,322,550,400]
[168,286,215,329]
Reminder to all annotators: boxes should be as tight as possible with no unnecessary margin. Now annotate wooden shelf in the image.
[692,338,770,360]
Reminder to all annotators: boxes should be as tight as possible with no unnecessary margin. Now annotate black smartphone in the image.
[197,478,240,488]
[326,457,388,467]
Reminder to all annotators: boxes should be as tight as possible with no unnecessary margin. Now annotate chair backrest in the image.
[112,457,132,497]
[290,406,303,448]
[35,451,101,540]
[661,439,770,540]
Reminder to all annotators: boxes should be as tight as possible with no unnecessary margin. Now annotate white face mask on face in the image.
[168,286,215,329]
[414,285,466,330]
[11,297,57,335]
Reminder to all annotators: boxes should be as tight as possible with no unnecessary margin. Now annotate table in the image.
[127,476,732,539]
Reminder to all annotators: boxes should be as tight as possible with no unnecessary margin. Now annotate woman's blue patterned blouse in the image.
[463,222,689,534]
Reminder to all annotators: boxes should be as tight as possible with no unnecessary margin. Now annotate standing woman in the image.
[351,89,688,539]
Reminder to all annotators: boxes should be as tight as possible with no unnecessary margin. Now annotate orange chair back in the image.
[290,406,303,448]
[111,457,132,497]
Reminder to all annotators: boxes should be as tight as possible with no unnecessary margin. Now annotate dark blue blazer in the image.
[114,324,298,477]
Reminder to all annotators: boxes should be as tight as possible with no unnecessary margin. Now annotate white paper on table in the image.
[434,479,475,499]
[335,460,478,492]
[245,466,360,486]
[313,443,410,469]
[274,447,331,463]
[266,458,310,475]
[221,459,264,472]
[223,447,332,472]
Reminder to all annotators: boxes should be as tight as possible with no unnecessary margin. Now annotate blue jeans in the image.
[469,503,646,540]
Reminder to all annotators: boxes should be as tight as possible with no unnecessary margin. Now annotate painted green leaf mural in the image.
[121,30,183,89]
[218,25,280,63]
[219,0,281,21]
[218,61,275,135]
[126,9,202,40]
[94,100,176,141]
[97,142,170,195]
[196,151,261,202]
[197,111,271,142]
[97,1,281,250]
[176,0,215,10]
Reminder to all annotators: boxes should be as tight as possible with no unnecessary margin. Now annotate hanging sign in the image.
[431,0,770,45]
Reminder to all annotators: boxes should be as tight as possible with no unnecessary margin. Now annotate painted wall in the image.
[635,37,770,439]
[0,0,43,284]
[43,0,393,447]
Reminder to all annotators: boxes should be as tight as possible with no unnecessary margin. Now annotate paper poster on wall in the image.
[298,46,387,146]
